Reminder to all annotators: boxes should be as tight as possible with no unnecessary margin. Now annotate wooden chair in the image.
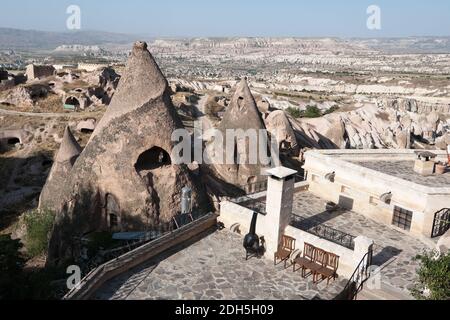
[310,249,329,283]
[274,235,296,268]
[315,252,339,285]
[293,243,316,278]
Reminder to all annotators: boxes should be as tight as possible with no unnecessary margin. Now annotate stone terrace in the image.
[352,161,450,188]
[94,229,347,300]
[292,191,434,293]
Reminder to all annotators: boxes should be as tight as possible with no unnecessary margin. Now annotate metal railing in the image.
[339,249,374,300]
[64,212,217,300]
[230,196,267,215]
[290,214,356,250]
[294,173,305,183]
[78,211,209,277]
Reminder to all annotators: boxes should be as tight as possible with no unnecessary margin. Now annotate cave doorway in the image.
[64,97,80,110]
[134,147,173,218]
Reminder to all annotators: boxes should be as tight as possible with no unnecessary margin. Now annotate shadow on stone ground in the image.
[94,228,347,301]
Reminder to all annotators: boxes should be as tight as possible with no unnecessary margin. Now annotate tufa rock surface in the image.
[264,110,299,155]
[43,41,209,266]
[39,126,82,212]
[208,79,270,186]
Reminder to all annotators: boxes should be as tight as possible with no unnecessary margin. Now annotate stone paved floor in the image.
[94,229,347,300]
[292,192,434,292]
[353,161,450,187]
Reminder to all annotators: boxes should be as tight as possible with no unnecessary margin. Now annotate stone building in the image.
[77,63,109,72]
[303,149,450,239]
[41,42,209,266]
[26,64,56,81]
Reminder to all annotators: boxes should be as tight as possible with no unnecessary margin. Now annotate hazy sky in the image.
[1,0,450,37]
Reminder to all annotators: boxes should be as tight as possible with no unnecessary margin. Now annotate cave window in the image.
[7,137,20,145]
[80,128,94,134]
[280,141,291,152]
[237,96,244,111]
[234,140,239,165]
[106,194,120,230]
[135,147,171,172]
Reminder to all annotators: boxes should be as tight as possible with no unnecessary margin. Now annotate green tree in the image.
[303,106,322,118]
[24,209,55,257]
[285,107,303,118]
[411,251,450,300]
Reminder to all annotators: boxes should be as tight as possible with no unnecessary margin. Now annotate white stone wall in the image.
[284,227,373,278]
[78,63,108,72]
[304,150,450,238]
[218,201,373,279]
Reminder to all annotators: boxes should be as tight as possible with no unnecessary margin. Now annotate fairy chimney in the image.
[207,78,270,186]
[39,127,81,212]
[45,41,209,266]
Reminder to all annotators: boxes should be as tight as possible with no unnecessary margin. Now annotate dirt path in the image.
[0,108,101,119]
[196,94,212,132]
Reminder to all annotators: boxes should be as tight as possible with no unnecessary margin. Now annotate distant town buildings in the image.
[77,63,109,72]
[52,64,77,71]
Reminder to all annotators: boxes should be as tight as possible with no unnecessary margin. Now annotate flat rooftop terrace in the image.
[351,160,450,188]
[94,229,346,300]
[292,191,433,293]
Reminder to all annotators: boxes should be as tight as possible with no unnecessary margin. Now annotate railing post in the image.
[352,236,374,274]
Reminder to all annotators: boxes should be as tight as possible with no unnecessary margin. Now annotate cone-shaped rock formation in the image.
[39,126,81,211]
[45,41,209,266]
[265,110,299,155]
[209,79,270,186]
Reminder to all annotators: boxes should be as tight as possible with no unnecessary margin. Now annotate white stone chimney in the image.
[262,166,297,258]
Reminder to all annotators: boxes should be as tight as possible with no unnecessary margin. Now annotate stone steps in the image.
[357,282,414,300]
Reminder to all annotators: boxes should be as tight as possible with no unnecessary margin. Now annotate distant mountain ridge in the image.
[0,28,137,50]
[353,37,450,54]
[1,27,450,54]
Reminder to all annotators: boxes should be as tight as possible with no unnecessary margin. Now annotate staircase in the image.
[357,281,414,300]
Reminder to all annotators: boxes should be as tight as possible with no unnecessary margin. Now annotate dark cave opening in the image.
[135,147,171,173]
